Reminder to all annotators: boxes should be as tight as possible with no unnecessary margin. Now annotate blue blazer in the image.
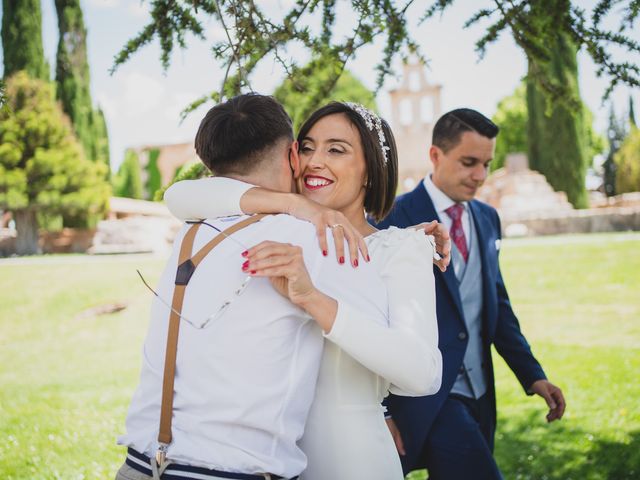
[373,183,546,472]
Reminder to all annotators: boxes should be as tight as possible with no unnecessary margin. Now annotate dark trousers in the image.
[421,394,503,480]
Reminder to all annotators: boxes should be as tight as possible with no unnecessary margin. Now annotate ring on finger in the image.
[329,223,344,230]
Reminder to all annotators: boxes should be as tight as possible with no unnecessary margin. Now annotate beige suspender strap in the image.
[157,223,201,449]
[156,214,267,466]
[190,214,267,267]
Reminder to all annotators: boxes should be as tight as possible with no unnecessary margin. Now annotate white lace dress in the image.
[164,178,442,480]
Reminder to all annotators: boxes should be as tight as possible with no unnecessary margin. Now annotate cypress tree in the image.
[603,105,626,197]
[93,107,110,176]
[54,0,109,167]
[113,150,143,200]
[630,95,636,128]
[526,4,589,208]
[615,126,640,194]
[1,0,49,80]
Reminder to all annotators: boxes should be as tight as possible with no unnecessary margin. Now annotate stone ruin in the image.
[88,197,181,255]
[477,153,574,218]
[478,154,640,236]
[389,61,442,192]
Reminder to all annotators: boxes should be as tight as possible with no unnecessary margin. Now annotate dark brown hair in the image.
[432,108,499,153]
[297,102,398,222]
[194,93,293,175]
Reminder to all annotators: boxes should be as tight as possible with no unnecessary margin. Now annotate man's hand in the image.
[414,220,451,272]
[385,417,406,456]
[530,379,566,422]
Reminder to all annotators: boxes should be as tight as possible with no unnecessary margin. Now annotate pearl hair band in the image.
[344,102,390,165]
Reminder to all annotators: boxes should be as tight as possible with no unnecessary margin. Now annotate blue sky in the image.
[1,0,638,171]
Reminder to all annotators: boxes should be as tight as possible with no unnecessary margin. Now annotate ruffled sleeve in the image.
[163,177,255,220]
[325,228,442,396]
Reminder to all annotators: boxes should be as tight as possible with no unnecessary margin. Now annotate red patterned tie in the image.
[445,204,469,262]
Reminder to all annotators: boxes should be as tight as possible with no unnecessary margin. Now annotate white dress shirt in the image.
[118,214,388,478]
[423,175,470,277]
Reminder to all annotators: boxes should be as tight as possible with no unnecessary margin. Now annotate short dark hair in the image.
[194,93,293,175]
[432,108,499,152]
[297,102,398,222]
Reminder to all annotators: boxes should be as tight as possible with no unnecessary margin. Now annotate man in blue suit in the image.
[375,109,566,479]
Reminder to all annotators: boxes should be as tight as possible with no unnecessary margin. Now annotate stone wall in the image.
[501,206,640,237]
[90,197,181,254]
[0,197,181,257]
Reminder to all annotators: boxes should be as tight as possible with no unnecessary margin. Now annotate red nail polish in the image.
[366,254,371,262]
[322,250,328,257]
[339,256,344,264]
[241,250,249,257]
[353,259,359,267]
[250,270,256,275]
[242,261,249,270]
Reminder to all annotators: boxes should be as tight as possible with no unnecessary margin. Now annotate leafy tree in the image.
[0,72,110,254]
[491,82,604,179]
[614,126,640,194]
[526,1,590,209]
[145,148,162,200]
[275,65,377,132]
[55,0,110,169]
[113,150,143,200]
[583,107,607,167]
[0,79,7,109]
[112,1,640,116]
[491,84,527,172]
[173,162,199,181]
[1,0,49,81]
[111,1,640,192]
[93,108,110,176]
[154,162,206,201]
[603,105,625,196]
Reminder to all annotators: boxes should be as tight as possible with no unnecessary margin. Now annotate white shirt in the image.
[118,214,388,478]
[423,175,470,276]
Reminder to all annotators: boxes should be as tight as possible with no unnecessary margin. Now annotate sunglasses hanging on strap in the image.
[156,214,267,468]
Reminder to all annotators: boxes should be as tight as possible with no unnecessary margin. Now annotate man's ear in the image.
[429,145,441,167]
[289,140,302,179]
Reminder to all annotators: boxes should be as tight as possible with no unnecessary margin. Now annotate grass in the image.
[1,233,639,479]
[408,232,640,480]
[0,255,164,479]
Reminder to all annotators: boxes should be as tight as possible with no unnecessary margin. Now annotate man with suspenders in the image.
[116,94,389,480]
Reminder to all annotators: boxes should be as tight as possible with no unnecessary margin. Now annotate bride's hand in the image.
[412,220,451,272]
[243,241,317,306]
[243,240,339,333]
[288,196,369,267]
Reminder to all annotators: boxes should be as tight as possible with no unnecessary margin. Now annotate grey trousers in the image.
[115,463,152,480]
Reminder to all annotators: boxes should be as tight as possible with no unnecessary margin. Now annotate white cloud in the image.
[163,92,199,121]
[259,0,297,11]
[86,0,120,8]
[96,92,118,121]
[161,92,210,144]
[121,72,165,117]
[128,1,150,18]
[206,24,228,43]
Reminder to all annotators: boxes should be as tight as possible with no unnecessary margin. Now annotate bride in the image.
[165,101,443,479]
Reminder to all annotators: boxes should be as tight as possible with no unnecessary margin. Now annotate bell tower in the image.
[389,61,442,191]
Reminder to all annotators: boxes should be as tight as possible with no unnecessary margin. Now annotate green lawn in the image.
[1,233,639,479]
